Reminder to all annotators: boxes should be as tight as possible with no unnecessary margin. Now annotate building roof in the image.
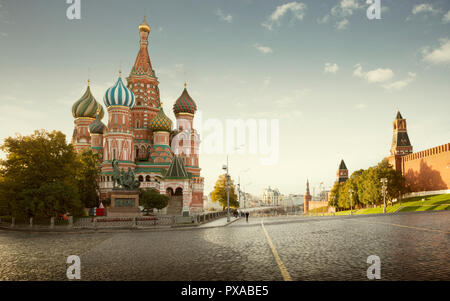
[173,85,197,115]
[164,156,189,179]
[339,159,347,170]
[392,131,411,147]
[72,84,104,119]
[103,76,136,108]
[139,16,150,32]
[149,107,173,132]
[88,114,106,134]
[396,111,403,120]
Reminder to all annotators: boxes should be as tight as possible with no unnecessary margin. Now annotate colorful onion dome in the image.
[173,84,197,115]
[72,84,104,119]
[139,16,150,32]
[89,114,106,134]
[149,106,173,132]
[103,75,136,109]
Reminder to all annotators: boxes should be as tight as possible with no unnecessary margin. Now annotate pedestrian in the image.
[245,212,249,222]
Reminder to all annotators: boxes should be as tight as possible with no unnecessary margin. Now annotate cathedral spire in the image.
[130,17,154,78]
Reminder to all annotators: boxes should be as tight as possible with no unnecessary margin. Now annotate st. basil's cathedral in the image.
[71,18,204,215]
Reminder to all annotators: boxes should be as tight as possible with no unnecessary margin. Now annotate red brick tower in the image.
[127,17,161,161]
[304,179,312,214]
[172,84,203,212]
[388,111,413,171]
[102,73,136,175]
[337,159,349,183]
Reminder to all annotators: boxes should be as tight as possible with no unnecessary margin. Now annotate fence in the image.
[0,211,229,230]
[192,211,227,224]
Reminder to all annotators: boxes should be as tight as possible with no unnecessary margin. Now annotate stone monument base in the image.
[108,190,141,217]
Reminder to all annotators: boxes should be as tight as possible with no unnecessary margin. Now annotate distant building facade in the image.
[262,187,281,206]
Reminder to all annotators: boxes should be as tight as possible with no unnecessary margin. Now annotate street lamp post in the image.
[222,157,231,223]
[381,178,388,214]
[349,188,353,215]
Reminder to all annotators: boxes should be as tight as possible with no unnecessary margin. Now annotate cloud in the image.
[354,64,416,91]
[254,43,273,55]
[442,10,450,24]
[215,9,233,23]
[335,19,349,30]
[319,0,365,30]
[412,3,439,15]
[331,0,362,17]
[366,68,394,83]
[407,3,441,21]
[317,15,330,24]
[324,63,339,74]
[422,39,450,65]
[382,73,417,91]
[353,64,394,83]
[262,2,307,30]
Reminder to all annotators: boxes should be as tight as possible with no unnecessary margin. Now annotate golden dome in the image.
[139,16,150,32]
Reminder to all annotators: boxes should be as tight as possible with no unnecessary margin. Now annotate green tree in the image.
[211,174,239,210]
[358,167,381,207]
[0,130,82,218]
[329,182,340,207]
[374,159,407,205]
[76,150,101,208]
[139,188,169,214]
[348,169,364,209]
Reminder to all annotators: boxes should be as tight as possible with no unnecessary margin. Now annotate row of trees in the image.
[329,160,407,210]
[0,130,101,218]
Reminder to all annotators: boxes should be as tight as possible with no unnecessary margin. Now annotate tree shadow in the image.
[404,159,447,192]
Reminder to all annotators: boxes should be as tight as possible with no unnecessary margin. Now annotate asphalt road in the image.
[0,211,448,281]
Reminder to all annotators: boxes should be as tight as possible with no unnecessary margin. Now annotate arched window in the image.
[146,175,151,182]
[138,176,144,182]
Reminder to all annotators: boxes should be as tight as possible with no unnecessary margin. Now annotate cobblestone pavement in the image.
[0,211,448,280]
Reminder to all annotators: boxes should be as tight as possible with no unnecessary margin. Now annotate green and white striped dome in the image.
[72,85,105,119]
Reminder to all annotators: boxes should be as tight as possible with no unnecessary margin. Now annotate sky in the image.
[0,0,449,197]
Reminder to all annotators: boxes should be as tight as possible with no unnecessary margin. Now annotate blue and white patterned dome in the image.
[103,76,135,108]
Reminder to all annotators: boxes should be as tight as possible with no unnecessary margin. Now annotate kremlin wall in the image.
[386,112,449,192]
[304,111,450,214]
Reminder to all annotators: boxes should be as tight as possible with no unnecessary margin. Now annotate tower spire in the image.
[130,18,154,78]
[390,110,412,156]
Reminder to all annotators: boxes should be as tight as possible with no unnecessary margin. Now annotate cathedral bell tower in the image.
[127,17,161,149]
